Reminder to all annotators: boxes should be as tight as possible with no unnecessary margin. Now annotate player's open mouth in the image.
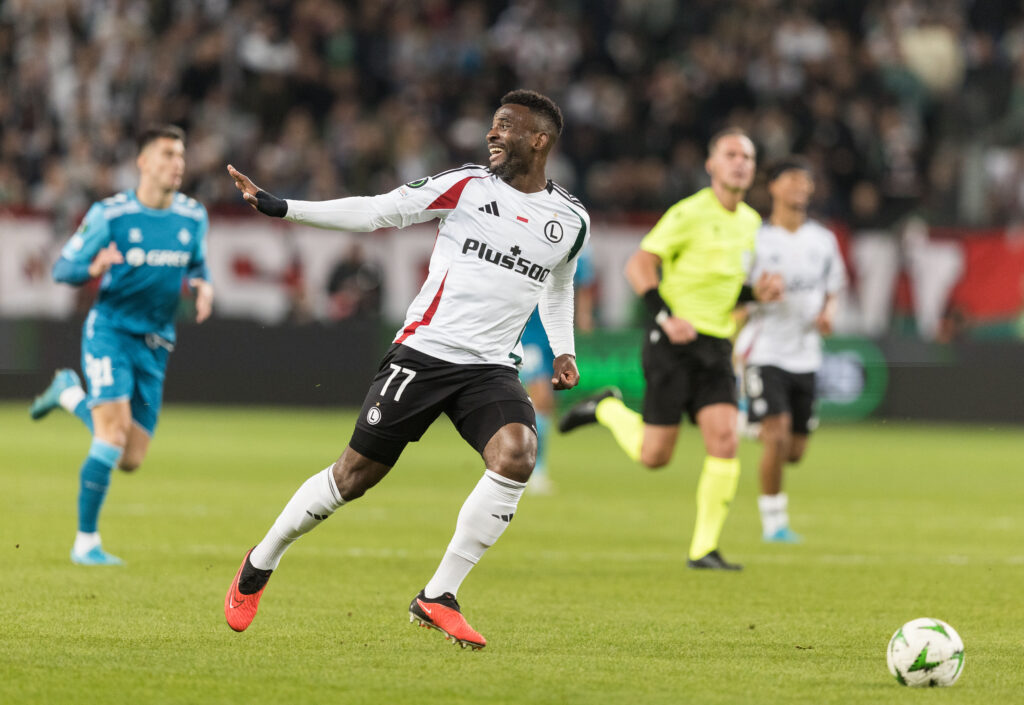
[488,145,505,163]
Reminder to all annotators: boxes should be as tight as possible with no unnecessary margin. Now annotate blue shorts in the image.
[519,311,553,386]
[81,315,170,435]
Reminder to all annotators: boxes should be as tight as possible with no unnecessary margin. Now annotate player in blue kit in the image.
[519,248,596,495]
[30,125,214,566]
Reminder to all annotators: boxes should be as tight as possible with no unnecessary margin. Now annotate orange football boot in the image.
[409,590,486,650]
[225,548,272,632]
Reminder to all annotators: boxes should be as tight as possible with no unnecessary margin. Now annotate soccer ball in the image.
[886,617,965,687]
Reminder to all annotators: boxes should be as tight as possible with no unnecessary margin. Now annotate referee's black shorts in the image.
[349,344,536,466]
[641,327,737,426]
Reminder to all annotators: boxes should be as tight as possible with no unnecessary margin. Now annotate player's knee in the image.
[490,442,535,483]
[118,457,141,472]
[639,446,672,469]
[706,428,738,458]
[94,428,130,453]
[760,420,789,450]
[483,423,536,483]
[765,431,791,454]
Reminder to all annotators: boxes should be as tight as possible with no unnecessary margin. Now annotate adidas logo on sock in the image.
[478,201,500,216]
[490,512,514,522]
[306,510,329,521]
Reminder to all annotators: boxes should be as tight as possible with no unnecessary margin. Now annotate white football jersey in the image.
[284,165,590,367]
[735,219,846,373]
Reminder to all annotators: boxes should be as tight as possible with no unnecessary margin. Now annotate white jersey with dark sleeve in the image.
[735,219,847,373]
[283,165,590,367]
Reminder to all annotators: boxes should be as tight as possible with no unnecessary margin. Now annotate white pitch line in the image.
[179,544,1024,567]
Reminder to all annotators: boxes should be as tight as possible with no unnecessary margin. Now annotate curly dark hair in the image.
[501,89,564,140]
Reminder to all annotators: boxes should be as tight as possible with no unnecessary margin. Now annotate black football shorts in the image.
[641,327,737,426]
[349,344,536,466]
[743,364,817,435]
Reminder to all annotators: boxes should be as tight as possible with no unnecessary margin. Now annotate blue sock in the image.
[534,413,550,476]
[73,399,94,434]
[78,439,122,533]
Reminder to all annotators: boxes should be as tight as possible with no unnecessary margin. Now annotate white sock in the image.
[423,469,526,599]
[59,385,86,412]
[250,466,345,570]
[758,493,789,536]
[73,531,101,555]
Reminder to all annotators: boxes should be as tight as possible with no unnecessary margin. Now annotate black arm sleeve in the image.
[255,190,288,218]
[736,284,755,304]
[642,288,670,319]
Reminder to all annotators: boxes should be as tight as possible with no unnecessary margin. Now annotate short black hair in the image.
[500,89,563,140]
[707,127,752,155]
[767,156,813,182]
[137,124,186,153]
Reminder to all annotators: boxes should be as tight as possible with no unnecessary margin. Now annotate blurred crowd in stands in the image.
[4,0,1024,231]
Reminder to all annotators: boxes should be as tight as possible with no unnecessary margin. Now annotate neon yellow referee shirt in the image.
[640,187,761,339]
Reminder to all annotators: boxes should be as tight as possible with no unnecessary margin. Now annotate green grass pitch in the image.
[2,402,1022,704]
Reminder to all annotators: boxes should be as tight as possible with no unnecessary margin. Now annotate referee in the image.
[560,127,781,570]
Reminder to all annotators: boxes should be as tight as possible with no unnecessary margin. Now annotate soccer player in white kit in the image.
[222,90,589,650]
[734,158,846,543]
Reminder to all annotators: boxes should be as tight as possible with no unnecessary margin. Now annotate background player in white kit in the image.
[222,90,588,650]
[735,158,847,543]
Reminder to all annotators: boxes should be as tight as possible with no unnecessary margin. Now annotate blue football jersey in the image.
[54,190,210,343]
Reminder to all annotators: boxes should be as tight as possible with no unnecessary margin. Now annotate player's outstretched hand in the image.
[190,278,214,323]
[88,241,124,279]
[227,164,260,209]
[551,354,580,391]
[227,164,288,217]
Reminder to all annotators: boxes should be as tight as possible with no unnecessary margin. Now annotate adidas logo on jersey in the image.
[478,201,500,217]
[462,238,550,282]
